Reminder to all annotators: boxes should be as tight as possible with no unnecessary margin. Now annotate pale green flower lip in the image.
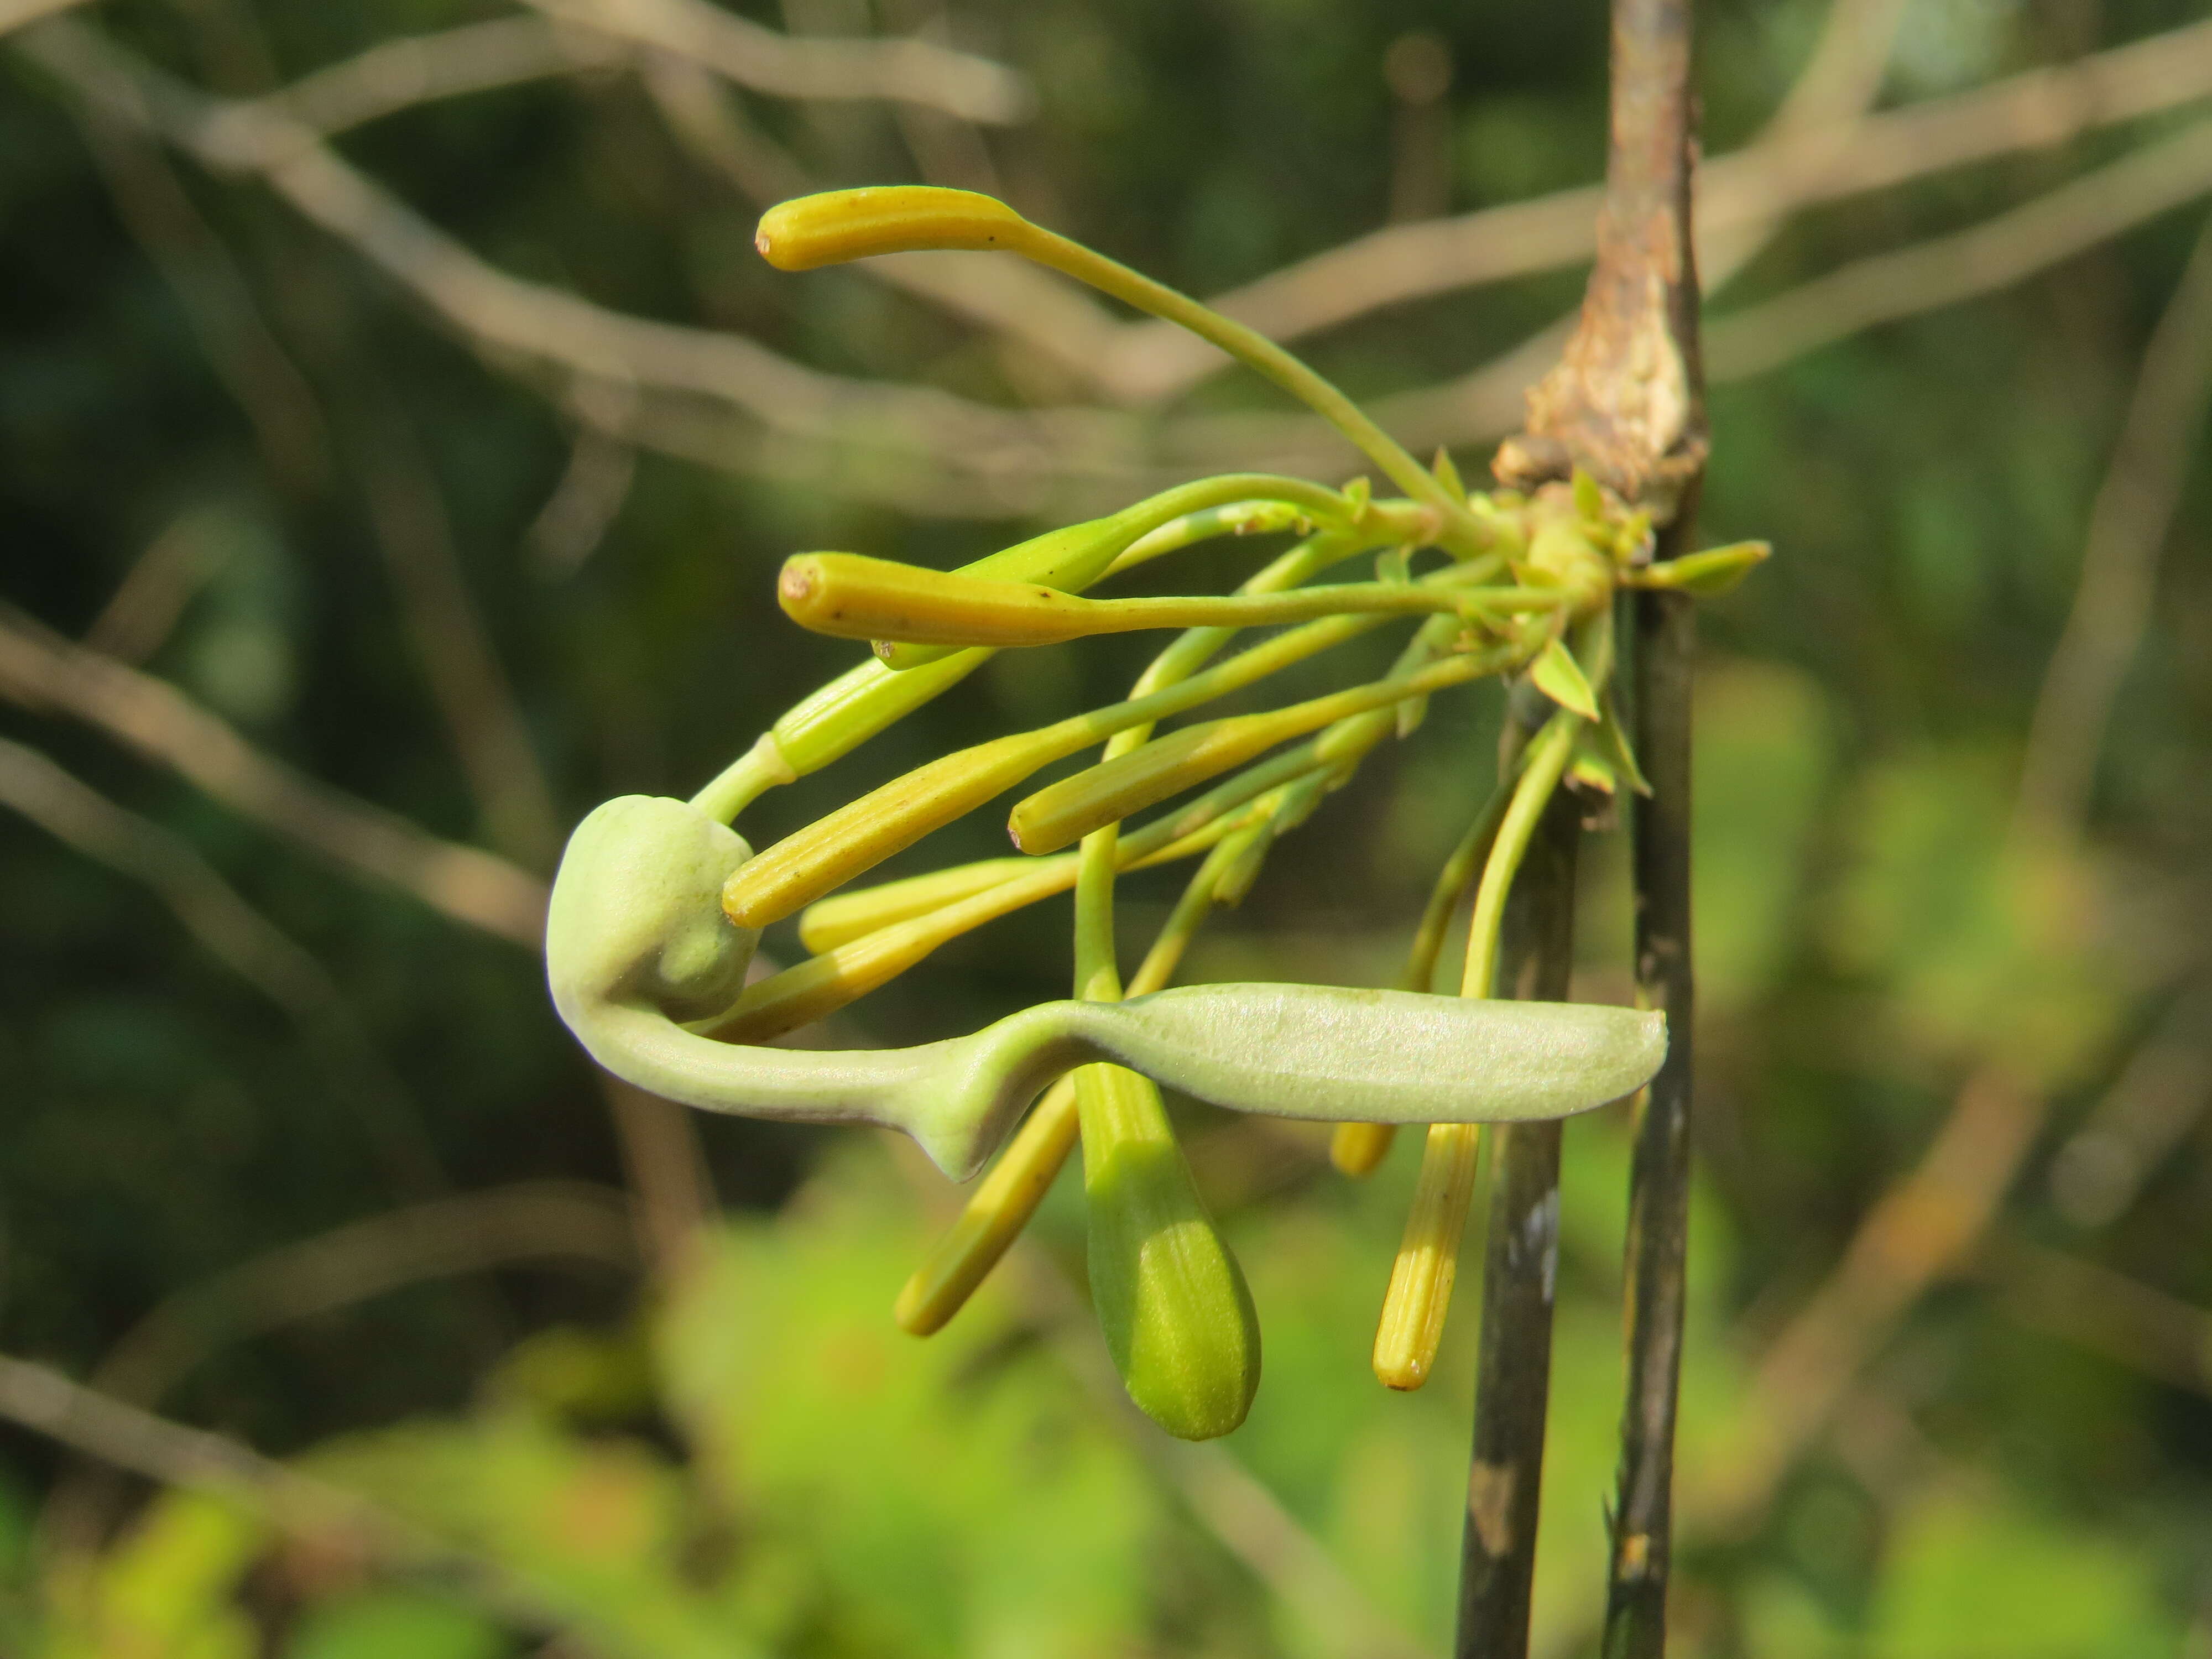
[546,796,1666,1180]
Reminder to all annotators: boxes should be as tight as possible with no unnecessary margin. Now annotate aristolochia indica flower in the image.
[546,187,1765,1438]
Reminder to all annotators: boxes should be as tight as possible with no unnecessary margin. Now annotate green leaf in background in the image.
[1867,1489,2180,1658]
[654,1150,1163,1659]
[1692,659,1836,1016]
[302,1412,759,1659]
[37,1491,264,1659]
[1825,749,2130,1086]
[285,1592,504,1659]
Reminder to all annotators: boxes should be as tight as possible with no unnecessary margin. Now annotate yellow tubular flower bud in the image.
[728,603,1401,926]
[829,567,1475,656]
[1009,650,1494,857]
[1371,713,1579,1389]
[870,515,1139,674]
[781,553,1093,648]
[1329,1120,1397,1177]
[755,185,1029,270]
[704,854,1078,1044]
[799,857,1043,953]
[755,186,1485,551]
[894,1072,1083,1335]
[713,809,1255,1045]
[891,853,1224,1338]
[1370,1121,1484,1388]
[724,730,1059,929]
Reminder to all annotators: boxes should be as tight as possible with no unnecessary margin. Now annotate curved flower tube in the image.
[547,795,1667,1180]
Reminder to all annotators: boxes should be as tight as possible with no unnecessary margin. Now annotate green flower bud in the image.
[1077,1062,1260,1441]
[770,650,992,778]
[1521,517,1615,618]
[1013,718,1280,856]
[1629,540,1772,597]
[873,513,1138,672]
[780,552,1094,648]
[1528,635,1600,721]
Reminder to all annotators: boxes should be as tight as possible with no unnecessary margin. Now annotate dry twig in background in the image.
[1683,205,2212,1552]
[87,1182,637,1414]
[1707,121,2212,380]
[0,1351,428,1550]
[13,17,1140,515]
[519,0,1032,124]
[0,732,453,1194]
[35,1182,634,1557]
[2016,210,2212,834]
[1102,15,2212,405]
[0,606,549,946]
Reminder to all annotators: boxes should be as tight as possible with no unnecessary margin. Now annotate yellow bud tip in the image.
[1329,1121,1396,1177]
[755,186,1029,272]
[779,557,822,615]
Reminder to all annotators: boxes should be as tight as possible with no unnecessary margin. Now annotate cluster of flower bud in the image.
[545,186,1768,1436]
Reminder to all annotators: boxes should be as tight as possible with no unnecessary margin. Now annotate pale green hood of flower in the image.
[546,795,1666,1179]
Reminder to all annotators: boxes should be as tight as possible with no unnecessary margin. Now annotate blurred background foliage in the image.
[2,0,2210,1651]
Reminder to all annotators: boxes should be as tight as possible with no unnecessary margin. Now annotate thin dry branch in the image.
[528,424,638,576]
[335,374,564,867]
[0,729,389,1047]
[1158,1436,1437,1659]
[81,2,2212,432]
[2048,989,2212,1228]
[1101,15,2212,405]
[1986,1233,2212,1399]
[2014,208,2212,834]
[1673,202,2212,1547]
[66,98,562,869]
[26,11,2212,512]
[640,49,1121,392]
[1181,112,2212,473]
[0,606,548,947]
[1707,119,2212,379]
[0,1353,662,1649]
[0,1351,431,1550]
[1695,0,1911,285]
[13,17,1139,511]
[87,516,224,664]
[90,1183,635,1411]
[36,1181,633,1556]
[69,98,328,493]
[0,0,81,34]
[0,734,459,1206]
[1010,1223,1436,1659]
[263,15,625,139]
[1693,1063,2044,1534]
[597,1072,717,1275]
[520,0,1032,124]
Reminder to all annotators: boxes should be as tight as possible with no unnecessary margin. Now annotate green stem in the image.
[1009,224,1483,552]
[1456,784,1581,1658]
[691,732,796,823]
[1460,713,1581,1000]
